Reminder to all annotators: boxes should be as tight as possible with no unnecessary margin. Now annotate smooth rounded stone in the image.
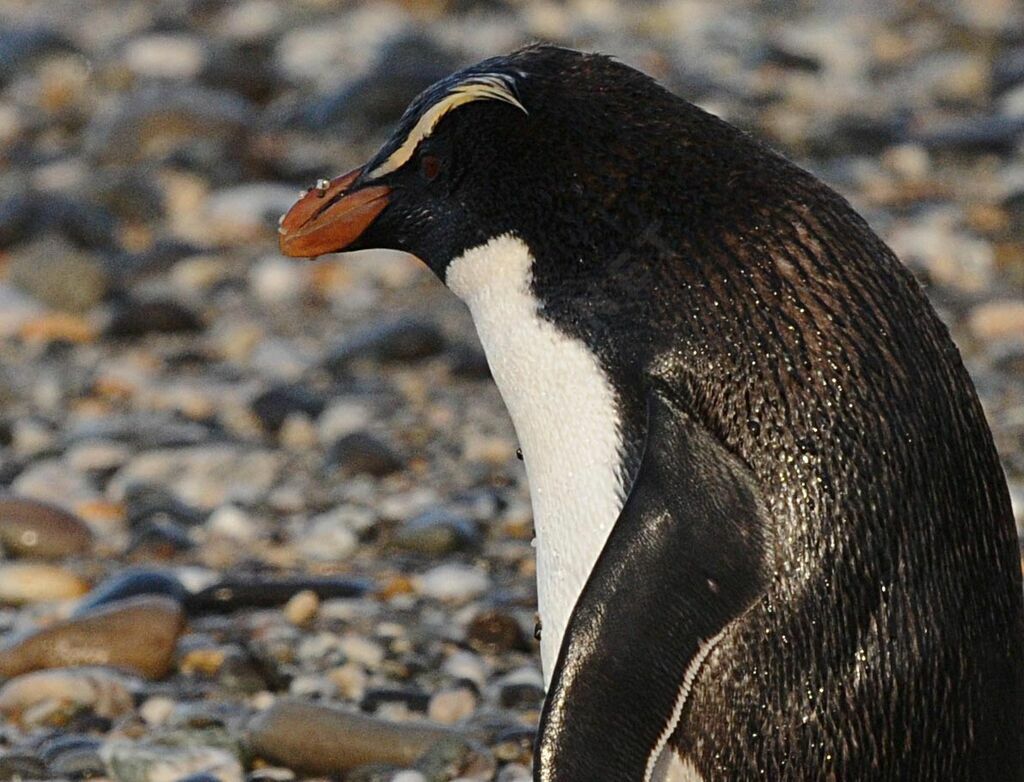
[427,687,477,725]
[414,735,495,782]
[391,772,427,782]
[360,687,430,715]
[84,85,253,165]
[498,681,545,710]
[392,509,480,556]
[11,459,103,511]
[0,496,93,559]
[251,385,325,435]
[101,740,242,782]
[0,194,119,253]
[206,504,261,543]
[0,195,34,250]
[67,414,213,450]
[324,317,446,374]
[0,25,75,85]
[300,33,459,131]
[413,564,491,603]
[0,667,135,728]
[8,236,109,312]
[200,41,278,103]
[465,610,528,654]
[249,256,306,305]
[273,6,409,87]
[967,299,1024,342]
[0,284,45,339]
[0,595,185,679]
[0,749,47,782]
[327,432,404,477]
[203,184,299,244]
[246,699,458,774]
[106,299,203,338]
[39,733,106,779]
[495,762,532,781]
[442,650,488,690]
[123,34,207,80]
[128,518,195,559]
[87,168,166,224]
[0,562,89,605]
[914,115,1024,155]
[124,485,208,528]
[446,344,491,380]
[73,569,187,616]
[245,767,294,782]
[994,46,1024,96]
[109,446,283,510]
[491,726,536,765]
[282,590,319,627]
[295,512,360,562]
[184,575,369,614]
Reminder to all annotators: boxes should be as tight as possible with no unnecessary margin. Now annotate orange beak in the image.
[278,167,391,258]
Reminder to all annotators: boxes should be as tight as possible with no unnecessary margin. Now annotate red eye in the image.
[420,155,441,181]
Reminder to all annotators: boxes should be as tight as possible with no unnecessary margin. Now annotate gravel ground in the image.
[0,1,1022,780]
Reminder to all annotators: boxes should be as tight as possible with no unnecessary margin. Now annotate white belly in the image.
[446,234,625,683]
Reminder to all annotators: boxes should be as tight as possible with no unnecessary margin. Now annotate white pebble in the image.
[296,514,359,562]
[250,255,306,305]
[392,772,428,782]
[428,687,477,724]
[414,564,491,602]
[443,650,489,689]
[124,34,206,79]
[207,504,259,542]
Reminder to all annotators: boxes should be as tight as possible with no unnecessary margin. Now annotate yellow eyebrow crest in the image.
[368,74,527,179]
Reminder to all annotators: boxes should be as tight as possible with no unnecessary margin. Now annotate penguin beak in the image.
[278,167,391,258]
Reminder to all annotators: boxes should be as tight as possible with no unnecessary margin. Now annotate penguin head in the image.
[279,45,679,283]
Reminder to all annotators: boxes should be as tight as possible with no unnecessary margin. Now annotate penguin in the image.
[278,45,1024,781]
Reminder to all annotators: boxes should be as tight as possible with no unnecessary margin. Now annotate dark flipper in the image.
[535,388,768,781]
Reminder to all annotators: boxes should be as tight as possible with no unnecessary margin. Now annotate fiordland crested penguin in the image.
[279,45,1024,781]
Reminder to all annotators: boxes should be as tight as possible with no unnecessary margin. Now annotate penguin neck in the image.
[446,233,627,684]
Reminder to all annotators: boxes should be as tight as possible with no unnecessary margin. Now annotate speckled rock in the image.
[247,699,457,774]
[8,236,109,312]
[0,667,135,728]
[0,496,93,559]
[110,447,283,510]
[101,740,243,782]
[0,596,185,679]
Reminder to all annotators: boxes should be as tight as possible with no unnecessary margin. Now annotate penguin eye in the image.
[420,154,441,182]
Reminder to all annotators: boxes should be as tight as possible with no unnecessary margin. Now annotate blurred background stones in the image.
[0,0,1021,780]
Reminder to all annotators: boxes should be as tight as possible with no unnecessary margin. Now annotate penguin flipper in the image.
[535,387,768,781]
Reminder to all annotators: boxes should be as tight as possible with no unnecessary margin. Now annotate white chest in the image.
[446,234,625,683]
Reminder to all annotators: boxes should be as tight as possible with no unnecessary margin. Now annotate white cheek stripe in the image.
[369,75,527,178]
[643,627,728,782]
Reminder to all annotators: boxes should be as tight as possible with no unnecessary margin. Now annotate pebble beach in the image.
[0,0,1022,780]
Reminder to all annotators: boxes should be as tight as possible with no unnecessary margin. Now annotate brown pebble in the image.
[0,667,134,727]
[0,497,94,559]
[466,609,527,654]
[0,562,90,605]
[283,589,319,627]
[0,596,185,679]
[248,699,455,774]
[967,299,1024,342]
